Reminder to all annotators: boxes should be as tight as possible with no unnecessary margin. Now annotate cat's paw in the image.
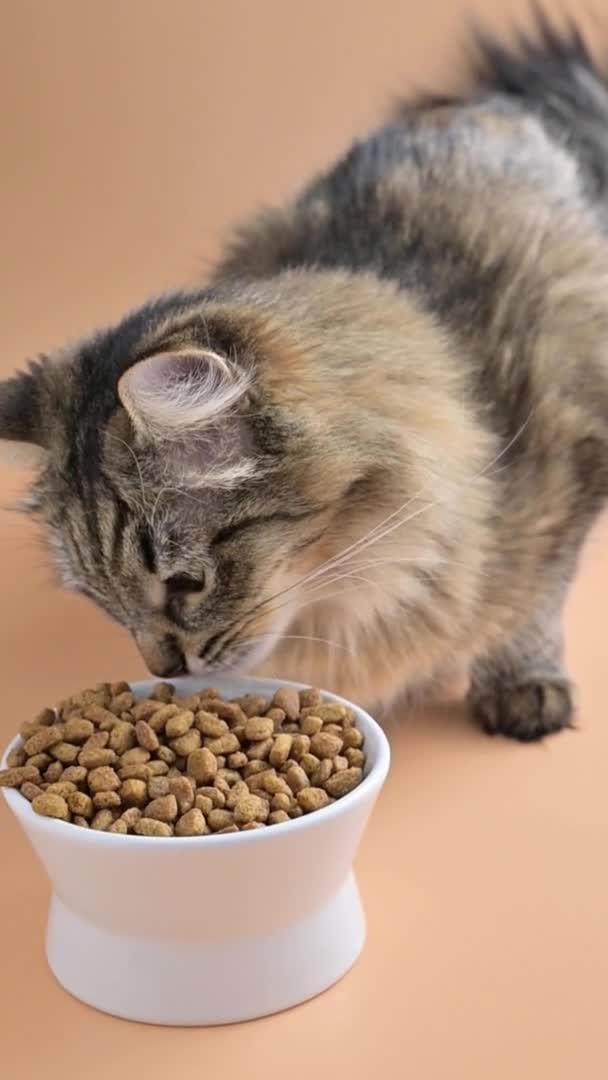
[471,678,574,741]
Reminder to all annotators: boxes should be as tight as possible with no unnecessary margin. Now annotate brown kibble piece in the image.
[62,766,88,784]
[21,781,43,801]
[118,764,151,781]
[285,764,309,794]
[120,747,150,767]
[165,710,195,739]
[0,765,40,788]
[333,755,349,773]
[227,750,248,769]
[300,752,320,776]
[32,792,70,820]
[325,767,363,797]
[6,747,26,769]
[68,791,94,818]
[145,794,178,823]
[91,809,115,831]
[44,761,64,783]
[156,745,176,765]
[300,714,323,736]
[175,808,208,836]
[271,792,291,812]
[135,720,160,752]
[290,733,311,761]
[233,794,269,824]
[150,682,175,703]
[217,824,239,834]
[342,727,364,749]
[62,717,95,744]
[207,808,234,832]
[345,747,365,768]
[132,698,165,724]
[311,759,333,786]
[147,760,170,777]
[197,787,225,808]
[195,711,228,738]
[93,790,122,810]
[299,687,322,710]
[46,781,77,798]
[120,778,149,808]
[50,741,81,764]
[108,818,128,834]
[194,793,214,816]
[310,732,344,758]
[187,747,217,784]
[121,807,142,828]
[269,809,290,825]
[26,753,51,771]
[169,775,195,814]
[266,707,286,730]
[263,772,292,796]
[88,765,120,793]
[109,721,136,755]
[297,786,330,812]
[243,760,267,777]
[237,694,268,718]
[82,730,110,750]
[246,737,273,761]
[205,732,240,756]
[79,747,117,769]
[271,686,300,721]
[148,776,170,799]
[207,701,245,725]
[243,716,274,741]
[23,725,64,757]
[73,815,90,828]
[226,780,250,808]
[170,730,202,756]
[84,706,117,729]
[110,691,136,714]
[134,818,173,837]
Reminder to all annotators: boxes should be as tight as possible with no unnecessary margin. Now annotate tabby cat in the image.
[2,18,608,740]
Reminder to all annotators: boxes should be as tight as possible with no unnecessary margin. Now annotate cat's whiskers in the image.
[239,414,531,625]
[239,633,355,656]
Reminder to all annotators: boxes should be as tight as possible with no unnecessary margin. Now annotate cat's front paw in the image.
[471,678,574,741]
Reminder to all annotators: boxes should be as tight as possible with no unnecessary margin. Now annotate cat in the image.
[2,15,608,740]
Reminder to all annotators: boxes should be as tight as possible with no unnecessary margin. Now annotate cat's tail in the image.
[411,12,608,200]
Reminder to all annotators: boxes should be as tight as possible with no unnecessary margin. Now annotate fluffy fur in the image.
[2,13,608,739]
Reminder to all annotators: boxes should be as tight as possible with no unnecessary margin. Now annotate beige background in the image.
[1,2,607,1076]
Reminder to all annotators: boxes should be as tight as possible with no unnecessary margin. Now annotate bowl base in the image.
[46,873,366,1025]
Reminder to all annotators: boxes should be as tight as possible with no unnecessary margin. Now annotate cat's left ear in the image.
[117,348,250,442]
[0,367,47,468]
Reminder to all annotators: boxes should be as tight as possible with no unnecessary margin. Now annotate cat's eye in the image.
[164,573,206,594]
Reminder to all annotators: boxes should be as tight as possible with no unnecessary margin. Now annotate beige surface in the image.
[1,2,607,1077]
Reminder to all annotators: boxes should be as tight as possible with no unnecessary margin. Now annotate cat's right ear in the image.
[0,367,47,469]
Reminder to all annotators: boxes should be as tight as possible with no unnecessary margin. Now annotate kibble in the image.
[2,685,366,836]
[31,792,69,820]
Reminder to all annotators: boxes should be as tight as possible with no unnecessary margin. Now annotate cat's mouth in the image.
[185,636,277,678]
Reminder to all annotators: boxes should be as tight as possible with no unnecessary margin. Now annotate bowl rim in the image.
[1,675,391,850]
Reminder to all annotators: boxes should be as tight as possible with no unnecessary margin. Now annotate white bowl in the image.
[2,676,390,1026]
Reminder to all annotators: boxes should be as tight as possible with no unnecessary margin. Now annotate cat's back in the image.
[215,96,591,295]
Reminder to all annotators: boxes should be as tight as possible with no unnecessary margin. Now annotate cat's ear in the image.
[117,348,250,442]
[0,367,47,469]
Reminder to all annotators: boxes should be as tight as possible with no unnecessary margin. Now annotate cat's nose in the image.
[135,633,187,678]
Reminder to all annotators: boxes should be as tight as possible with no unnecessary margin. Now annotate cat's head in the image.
[0,288,370,677]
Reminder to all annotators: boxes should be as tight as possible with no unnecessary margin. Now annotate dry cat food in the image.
[0,683,366,837]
